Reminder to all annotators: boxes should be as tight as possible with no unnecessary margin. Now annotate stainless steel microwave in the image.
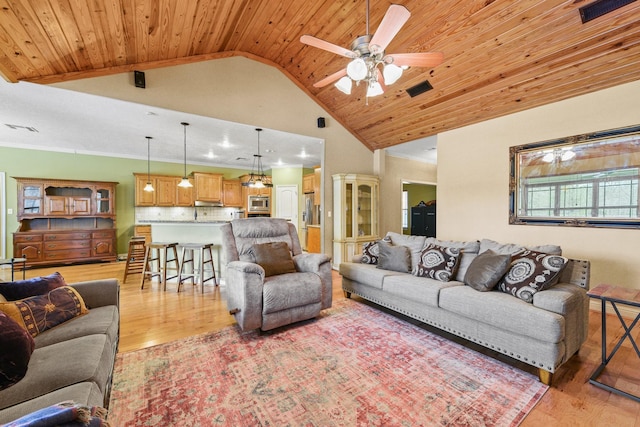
[248,195,270,213]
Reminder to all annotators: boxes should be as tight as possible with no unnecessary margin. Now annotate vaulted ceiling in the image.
[1,0,639,151]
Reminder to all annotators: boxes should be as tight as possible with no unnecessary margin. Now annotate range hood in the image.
[194,200,224,207]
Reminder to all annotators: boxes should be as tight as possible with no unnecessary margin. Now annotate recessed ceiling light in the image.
[205,151,215,159]
[145,111,158,116]
[265,149,275,153]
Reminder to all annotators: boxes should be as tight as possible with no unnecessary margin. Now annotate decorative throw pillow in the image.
[0,311,35,391]
[248,241,297,277]
[0,286,88,337]
[464,249,512,291]
[361,241,380,264]
[415,244,461,282]
[497,250,569,303]
[0,272,67,301]
[376,241,411,273]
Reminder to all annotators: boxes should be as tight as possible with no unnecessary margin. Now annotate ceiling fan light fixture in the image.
[367,81,384,97]
[335,76,353,94]
[347,58,368,81]
[383,63,403,85]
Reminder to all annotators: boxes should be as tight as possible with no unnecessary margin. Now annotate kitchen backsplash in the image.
[136,206,243,223]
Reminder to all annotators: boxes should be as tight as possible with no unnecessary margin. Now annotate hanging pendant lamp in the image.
[178,122,193,188]
[241,128,273,188]
[143,136,154,192]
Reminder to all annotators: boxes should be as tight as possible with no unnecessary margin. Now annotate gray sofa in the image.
[0,278,120,424]
[339,234,590,385]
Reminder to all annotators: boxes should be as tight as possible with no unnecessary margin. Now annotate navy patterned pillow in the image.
[497,250,568,303]
[415,244,461,282]
[0,272,67,301]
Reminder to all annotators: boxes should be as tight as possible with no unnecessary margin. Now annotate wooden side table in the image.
[587,284,640,402]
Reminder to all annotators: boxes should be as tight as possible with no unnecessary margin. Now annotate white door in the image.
[275,185,299,224]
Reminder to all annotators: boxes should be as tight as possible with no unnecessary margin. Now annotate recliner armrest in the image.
[293,253,331,273]
[225,261,266,331]
[227,260,265,276]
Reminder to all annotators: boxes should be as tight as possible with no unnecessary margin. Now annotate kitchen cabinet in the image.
[134,225,152,244]
[332,173,379,269]
[303,174,314,194]
[134,174,193,207]
[176,178,194,206]
[13,177,118,268]
[194,172,223,203]
[313,167,321,206]
[307,225,321,253]
[223,179,243,207]
[155,176,177,206]
[134,174,156,206]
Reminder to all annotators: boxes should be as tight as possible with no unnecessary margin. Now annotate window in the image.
[510,124,640,229]
[402,191,409,229]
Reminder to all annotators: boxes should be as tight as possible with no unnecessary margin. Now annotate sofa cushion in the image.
[0,334,115,410]
[0,286,88,337]
[385,232,426,273]
[0,312,35,391]
[0,382,104,424]
[377,241,411,273]
[497,250,568,303]
[464,249,512,291]
[424,238,480,282]
[479,239,562,256]
[34,305,119,349]
[248,241,296,277]
[262,272,321,314]
[383,274,463,308]
[0,272,66,301]
[438,286,565,343]
[415,244,461,282]
[340,263,405,290]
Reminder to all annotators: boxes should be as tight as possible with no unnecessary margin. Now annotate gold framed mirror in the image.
[509,124,640,229]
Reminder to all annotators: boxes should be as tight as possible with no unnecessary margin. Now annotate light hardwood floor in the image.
[3,262,640,426]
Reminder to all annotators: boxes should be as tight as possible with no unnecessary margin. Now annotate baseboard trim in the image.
[590,299,640,320]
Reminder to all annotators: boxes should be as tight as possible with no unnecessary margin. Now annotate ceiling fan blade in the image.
[386,52,444,68]
[300,35,356,58]
[369,4,411,55]
[313,68,348,88]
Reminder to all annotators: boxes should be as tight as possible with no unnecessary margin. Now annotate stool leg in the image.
[177,246,186,292]
[198,247,205,293]
[140,246,151,289]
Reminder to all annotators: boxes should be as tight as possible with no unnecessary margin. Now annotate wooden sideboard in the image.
[13,177,118,268]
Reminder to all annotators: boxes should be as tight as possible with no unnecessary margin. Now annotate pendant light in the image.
[241,128,273,188]
[143,136,154,192]
[178,122,193,188]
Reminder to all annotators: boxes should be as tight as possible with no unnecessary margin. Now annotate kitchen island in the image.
[146,221,228,281]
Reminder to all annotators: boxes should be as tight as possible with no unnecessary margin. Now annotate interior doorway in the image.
[0,172,5,258]
[402,181,437,236]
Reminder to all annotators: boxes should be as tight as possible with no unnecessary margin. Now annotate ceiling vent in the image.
[406,80,433,98]
[579,0,636,23]
[5,124,39,132]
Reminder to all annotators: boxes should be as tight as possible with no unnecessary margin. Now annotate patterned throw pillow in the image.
[361,241,380,264]
[0,272,67,301]
[0,286,88,337]
[0,311,35,391]
[497,250,568,303]
[415,244,461,282]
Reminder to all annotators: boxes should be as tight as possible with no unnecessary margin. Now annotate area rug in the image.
[108,299,547,426]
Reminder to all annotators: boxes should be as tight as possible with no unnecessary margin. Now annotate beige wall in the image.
[380,154,437,235]
[55,56,374,255]
[437,80,640,290]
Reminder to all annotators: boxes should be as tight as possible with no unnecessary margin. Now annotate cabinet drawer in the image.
[44,240,91,250]
[14,234,43,243]
[45,232,92,241]
[44,249,91,260]
[92,230,115,239]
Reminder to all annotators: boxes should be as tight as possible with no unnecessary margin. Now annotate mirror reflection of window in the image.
[510,125,640,228]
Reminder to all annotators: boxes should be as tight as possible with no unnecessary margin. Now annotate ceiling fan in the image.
[300,1,444,98]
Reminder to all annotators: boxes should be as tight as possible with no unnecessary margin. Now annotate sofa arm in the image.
[293,253,333,310]
[69,279,119,309]
[225,261,266,331]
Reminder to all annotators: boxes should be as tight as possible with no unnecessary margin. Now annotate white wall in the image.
[55,56,374,256]
[437,80,640,290]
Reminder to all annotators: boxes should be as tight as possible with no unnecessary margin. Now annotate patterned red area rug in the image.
[108,299,547,426]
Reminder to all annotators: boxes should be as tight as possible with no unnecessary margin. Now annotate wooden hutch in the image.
[13,177,118,268]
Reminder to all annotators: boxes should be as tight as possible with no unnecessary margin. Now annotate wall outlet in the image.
[7,208,13,215]
[328,210,331,218]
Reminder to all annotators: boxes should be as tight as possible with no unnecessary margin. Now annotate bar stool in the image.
[141,242,180,291]
[177,243,218,293]
[122,236,147,283]
[0,257,27,281]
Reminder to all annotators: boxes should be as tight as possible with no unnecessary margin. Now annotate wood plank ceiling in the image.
[1,0,639,151]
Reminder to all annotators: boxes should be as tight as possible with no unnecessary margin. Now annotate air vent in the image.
[5,124,39,132]
[406,80,433,98]
[579,0,636,23]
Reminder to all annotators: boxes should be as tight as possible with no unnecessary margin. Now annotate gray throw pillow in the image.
[376,241,411,273]
[464,249,511,291]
